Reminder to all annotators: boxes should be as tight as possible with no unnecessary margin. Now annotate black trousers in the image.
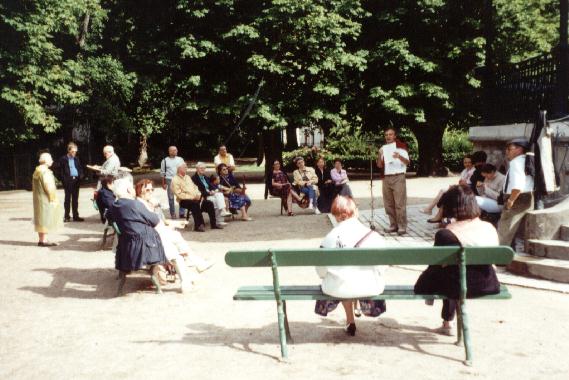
[63,177,80,218]
[179,199,217,229]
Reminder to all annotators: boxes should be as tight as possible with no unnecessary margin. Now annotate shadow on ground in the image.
[19,267,173,299]
[134,318,461,363]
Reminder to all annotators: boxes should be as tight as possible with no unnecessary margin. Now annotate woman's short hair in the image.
[196,162,206,169]
[471,151,487,164]
[38,152,52,164]
[334,158,342,164]
[113,174,134,199]
[441,184,481,221]
[480,163,497,174]
[216,163,228,174]
[331,196,357,222]
[293,156,304,165]
[209,173,219,182]
[100,175,114,188]
[134,179,153,197]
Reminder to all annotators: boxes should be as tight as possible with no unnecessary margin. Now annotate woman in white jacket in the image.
[315,196,387,336]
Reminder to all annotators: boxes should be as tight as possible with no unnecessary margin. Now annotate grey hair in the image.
[196,162,206,169]
[103,145,114,154]
[38,152,53,164]
[112,173,134,199]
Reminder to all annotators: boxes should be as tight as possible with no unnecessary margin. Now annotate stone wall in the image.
[469,122,569,195]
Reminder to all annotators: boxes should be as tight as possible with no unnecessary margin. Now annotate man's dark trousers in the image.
[64,177,81,219]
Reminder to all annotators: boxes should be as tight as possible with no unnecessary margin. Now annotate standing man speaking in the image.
[161,146,186,219]
[377,127,410,235]
[56,142,84,222]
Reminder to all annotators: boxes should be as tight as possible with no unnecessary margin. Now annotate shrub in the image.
[443,129,473,173]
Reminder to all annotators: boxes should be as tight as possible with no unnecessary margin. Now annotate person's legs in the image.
[165,179,176,217]
[71,179,80,219]
[180,200,205,229]
[38,232,46,243]
[441,299,457,322]
[476,196,503,213]
[382,176,397,230]
[497,193,533,246]
[201,199,218,228]
[286,192,293,213]
[341,300,356,336]
[422,189,444,214]
[63,180,72,220]
[393,174,408,232]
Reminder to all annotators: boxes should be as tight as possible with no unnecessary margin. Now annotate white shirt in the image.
[460,167,476,185]
[100,154,121,176]
[504,154,534,194]
[160,156,185,180]
[214,153,235,167]
[382,145,409,175]
[316,218,386,298]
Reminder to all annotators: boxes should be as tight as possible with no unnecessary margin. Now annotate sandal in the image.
[287,211,295,216]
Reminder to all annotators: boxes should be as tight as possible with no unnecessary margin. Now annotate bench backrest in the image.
[225,246,515,268]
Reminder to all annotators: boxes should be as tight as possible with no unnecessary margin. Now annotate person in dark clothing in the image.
[315,157,335,213]
[414,184,500,336]
[468,151,488,196]
[55,142,84,222]
[95,176,116,223]
[107,175,167,272]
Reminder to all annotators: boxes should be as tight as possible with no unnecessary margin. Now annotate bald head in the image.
[168,146,178,157]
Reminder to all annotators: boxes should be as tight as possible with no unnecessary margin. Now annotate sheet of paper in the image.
[383,142,396,164]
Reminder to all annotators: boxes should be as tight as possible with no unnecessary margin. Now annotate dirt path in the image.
[0,179,567,379]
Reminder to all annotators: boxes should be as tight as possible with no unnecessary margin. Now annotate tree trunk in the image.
[263,128,283,199]
[76,13,90,48]
[413,126,446,177]
[285,125,298,150]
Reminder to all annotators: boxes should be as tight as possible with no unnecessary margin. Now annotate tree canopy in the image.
[0,0,560,174]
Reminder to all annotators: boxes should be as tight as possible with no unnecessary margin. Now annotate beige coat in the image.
[32,165,63,233]
[293,167,318,187]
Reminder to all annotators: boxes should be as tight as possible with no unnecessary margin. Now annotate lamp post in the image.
[555,0,569,117]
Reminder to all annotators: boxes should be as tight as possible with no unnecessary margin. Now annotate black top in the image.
[96,186,116,223]
[55,154,84,181]
[315,167,332,188]
[108,198,167,271]
[469,168,484,196]
[220,173,241,189]
[414,228,500,299]
[191,173,213,198]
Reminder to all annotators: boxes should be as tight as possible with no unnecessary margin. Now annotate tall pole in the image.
[556,0,569,117]
[482,0,496,125]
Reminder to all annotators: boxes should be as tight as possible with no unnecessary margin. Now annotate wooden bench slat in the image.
[233,284,511,301]
[225,247,515,267]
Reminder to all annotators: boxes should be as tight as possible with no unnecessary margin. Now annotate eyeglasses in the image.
[145,188,154,192]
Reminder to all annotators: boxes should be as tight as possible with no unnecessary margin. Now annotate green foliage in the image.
[442,129,474,172]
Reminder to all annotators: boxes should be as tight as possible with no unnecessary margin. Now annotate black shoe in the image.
[194,225,206,232]
[38,241,58,247]
[64,217,71,222]
[427,218,442,224]
[345,323,356,336]
[211,225,224,230]
[73,217,84,222]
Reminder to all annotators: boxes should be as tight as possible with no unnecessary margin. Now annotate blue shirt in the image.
[198,175,210,191]
[68,156,79,177]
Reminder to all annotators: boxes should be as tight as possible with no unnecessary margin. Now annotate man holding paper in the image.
[376,127,410,235]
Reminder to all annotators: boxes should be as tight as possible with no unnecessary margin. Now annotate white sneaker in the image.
[314,208,321,215]
[218,221,228,226]
[221,210,232,217]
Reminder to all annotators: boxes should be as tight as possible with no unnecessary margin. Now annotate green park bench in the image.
[225,246,514,366]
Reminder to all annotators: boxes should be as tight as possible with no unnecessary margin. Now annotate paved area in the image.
[329,205,569,293]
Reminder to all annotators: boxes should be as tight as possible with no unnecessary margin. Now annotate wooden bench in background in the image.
[225,246,514,366]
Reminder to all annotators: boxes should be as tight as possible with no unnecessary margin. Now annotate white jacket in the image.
[316,217,386,298]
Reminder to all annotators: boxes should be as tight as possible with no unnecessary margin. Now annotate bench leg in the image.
[116,271,127,297]
[459,301,473,366]
[283,301,293,344]
[150,265,163,294]
[100,226,109,250]
[455,304,463,346]
[275,299,288,359]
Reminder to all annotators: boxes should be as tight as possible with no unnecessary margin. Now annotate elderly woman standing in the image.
[315,196,387,336]
[33,152,63,246]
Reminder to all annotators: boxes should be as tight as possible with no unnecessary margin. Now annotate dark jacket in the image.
[55,154,84,182]
[315,167,332,189]
[191,173,213,198]
[96,186,116,223]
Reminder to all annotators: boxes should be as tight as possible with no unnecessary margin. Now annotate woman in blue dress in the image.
[217,163,253,221]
